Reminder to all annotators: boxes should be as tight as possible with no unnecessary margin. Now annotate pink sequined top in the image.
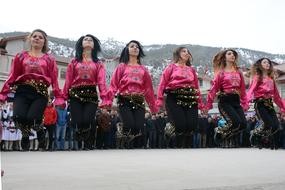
[62,59,109,106]
[206,70,248,110]
[156,63,204,110]
[107,63,157,113]
[0,51,61,101]
[247,75,285,112]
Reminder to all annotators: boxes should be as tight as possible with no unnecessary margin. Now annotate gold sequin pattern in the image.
[217,89,240,98]
[254,98,274,110]
[15,80,48,97]
[117,94,145,109]
[69,85,98,104]
[166,87,198,108]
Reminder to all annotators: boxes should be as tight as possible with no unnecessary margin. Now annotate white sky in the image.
[0,0,284,54]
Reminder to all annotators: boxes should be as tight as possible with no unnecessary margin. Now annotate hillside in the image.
[1,31,285,86]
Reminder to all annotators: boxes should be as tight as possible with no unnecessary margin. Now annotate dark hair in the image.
[213,49,238,74]
[28,29,49,53]
[75,34,101,62]
[119,40,145,64]
[251,58,274,82]
[173,47,192,66]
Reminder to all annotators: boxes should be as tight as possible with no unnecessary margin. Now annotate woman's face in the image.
[261,59,271,71]
[30,31,45,50]
[179,48,191,62]
[82,36,94,50]
[47,100,52,106]
[128,42,140,57]
[225,50,236,63]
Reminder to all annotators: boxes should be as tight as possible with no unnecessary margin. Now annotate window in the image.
[5,58,13,72]
[198,78,203,87]
[106,70,112,85]
[202,94,207,102]
[60,68,66,79]
[280,83,285,98]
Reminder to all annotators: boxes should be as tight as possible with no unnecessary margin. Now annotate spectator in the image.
[56,103,68,150]
[43,99,57,151]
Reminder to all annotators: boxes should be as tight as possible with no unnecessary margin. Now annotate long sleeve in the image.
[96,63,110,106]
[239,72,249,111]
[206,73,221,110]
[143,68,158,113]
[0,53,22,102]
[62,62,75,100]
[48,56,63,101]
[156,66,172,108]
[246,76,258,103]
[273,81,285,113]
[192,67,204,110]
[107,64,123,104]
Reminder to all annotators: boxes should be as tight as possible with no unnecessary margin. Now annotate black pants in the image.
[69,98,98,130]
[165,94,198,133]
[218,94,247,130]
[255,101,279,131]
[13,85,48,125]
[118,99,145,135]
[13,85,48,150]
[45,124,55,150]
[255,101,280,148]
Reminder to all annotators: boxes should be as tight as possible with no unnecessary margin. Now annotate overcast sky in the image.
[1,0,284,54]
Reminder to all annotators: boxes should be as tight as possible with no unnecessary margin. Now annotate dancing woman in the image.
[62,34,109,146]
[247,58,285,149]
[0,29,62,150]
[205,49,248,144]
[107,40,157,148]
[156,47,204,148]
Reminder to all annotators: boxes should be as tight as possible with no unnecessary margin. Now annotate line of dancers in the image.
[0,29,284,150]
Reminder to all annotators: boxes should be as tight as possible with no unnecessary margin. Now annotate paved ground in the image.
[1,148,285,190]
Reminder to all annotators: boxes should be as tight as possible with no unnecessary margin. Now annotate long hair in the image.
[213,49,238,74]
[173,47,192,66]
[27,29,49,53]
[75,34,101,62]
[251,58,274,82]
[119,40,145,64]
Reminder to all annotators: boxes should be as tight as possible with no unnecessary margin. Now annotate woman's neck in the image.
[224,62,234,71]
[30,48,43,57]
[128,56,139,65]
[83,50,92,62]
[262,71,269,78]
[176,60,186,66]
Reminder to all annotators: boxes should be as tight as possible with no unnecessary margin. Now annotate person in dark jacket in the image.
[199,113,209,148]
[145,113,157,148]
[110,110,120,149]
[155,112,166,148]
[96,108,112,149]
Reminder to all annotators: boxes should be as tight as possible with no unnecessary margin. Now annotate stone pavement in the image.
[1,148,285,190]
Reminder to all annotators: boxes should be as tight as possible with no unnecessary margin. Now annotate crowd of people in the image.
[1,101,285,151]
[0,29,285,152]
